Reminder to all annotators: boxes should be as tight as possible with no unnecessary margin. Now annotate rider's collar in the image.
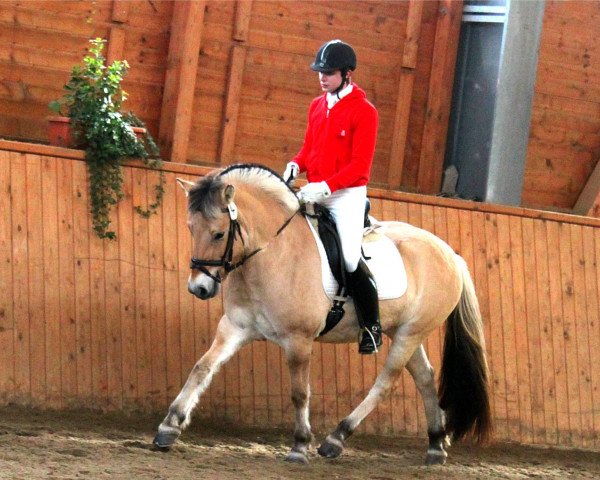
[327,83,353,109]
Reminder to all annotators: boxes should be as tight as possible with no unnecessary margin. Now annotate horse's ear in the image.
[176,178,195,197]
[223,184,235,204]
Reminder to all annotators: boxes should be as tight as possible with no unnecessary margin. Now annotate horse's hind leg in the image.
[406,345,448,465]
[154,314,251,450]
[318,332,421,459]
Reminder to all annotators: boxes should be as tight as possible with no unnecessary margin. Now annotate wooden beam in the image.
[106,1,130,64]
[417,0,463,194]
[233,0,253,42]
[111,0,130,24]
[158,1,206,163]
[218,45,247,164]
[573,160,600,217]
[218,0,253,164]
[107,27,126,65]
[387,0,424,189]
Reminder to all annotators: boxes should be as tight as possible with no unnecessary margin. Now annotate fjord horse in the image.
[154,164,491,464]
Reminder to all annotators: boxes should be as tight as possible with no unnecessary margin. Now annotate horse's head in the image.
[177,174,241,300]
[178,164,300,300]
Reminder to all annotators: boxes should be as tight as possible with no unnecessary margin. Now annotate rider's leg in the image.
[321,187,381,354]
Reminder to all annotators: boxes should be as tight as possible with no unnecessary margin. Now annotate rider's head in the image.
[310,40,356,95]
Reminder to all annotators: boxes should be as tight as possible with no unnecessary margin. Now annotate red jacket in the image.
[293,84,378,193]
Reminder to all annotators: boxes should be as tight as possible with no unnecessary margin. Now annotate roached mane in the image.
[188,163,299,218]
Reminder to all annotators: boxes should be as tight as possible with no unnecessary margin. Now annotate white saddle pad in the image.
[306,218,407,301]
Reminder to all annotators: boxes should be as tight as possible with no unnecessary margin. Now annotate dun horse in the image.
[154,164,491,465]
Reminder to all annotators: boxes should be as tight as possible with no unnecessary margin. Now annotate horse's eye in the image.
[213,232,225,241]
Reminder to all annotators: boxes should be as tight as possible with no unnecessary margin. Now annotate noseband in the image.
[189,201,300,283]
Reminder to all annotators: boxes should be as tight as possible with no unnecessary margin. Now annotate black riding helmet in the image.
[310,40,357,94]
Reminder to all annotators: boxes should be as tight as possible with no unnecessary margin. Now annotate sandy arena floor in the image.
[0,406,599,479]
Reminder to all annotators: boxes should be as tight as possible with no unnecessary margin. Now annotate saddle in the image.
[303,201,372,336]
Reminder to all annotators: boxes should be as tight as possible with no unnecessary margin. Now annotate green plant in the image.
[49,38,164,239]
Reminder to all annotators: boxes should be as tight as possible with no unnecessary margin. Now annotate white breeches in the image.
[319,186,366,272]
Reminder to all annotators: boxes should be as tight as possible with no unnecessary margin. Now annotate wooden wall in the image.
[0,0,461,194]
[2,141,600,450]
[524,0,600,211]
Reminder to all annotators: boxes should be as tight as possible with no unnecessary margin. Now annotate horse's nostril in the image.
[198,286,208,297]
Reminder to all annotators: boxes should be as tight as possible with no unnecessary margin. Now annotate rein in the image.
[190,202,301,283]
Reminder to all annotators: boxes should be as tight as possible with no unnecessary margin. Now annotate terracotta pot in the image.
[47,116,74,148]
[47,116,147,148]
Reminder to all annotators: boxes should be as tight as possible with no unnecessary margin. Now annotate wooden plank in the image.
[387,70,415,189]
[41,156,61,407]
[592,228,600,449]
[387,0,423,188]
[0,151,14,402]
[107,26,126,65]
[522,218,545,444]
[416,0,462,194]
[571,224,593,447]
[104,194,122,409]
[509,216,533,444]
[533,219,558,445]
[558,222,581,446]
[218,44,247,164]
[111,0,130,24]
[72,161,92,402]
[161,172,182,403]
[26,154,45,405]
[56,159,77,407]
[233,0,253,42]
[132,168,152,407]
[402,0,424,69]
[546,221,570,445]
[10,152,30,402]
[118,168,137,404]
[484,213,508,440]
[147,169,167,407]
[158,0,206,163]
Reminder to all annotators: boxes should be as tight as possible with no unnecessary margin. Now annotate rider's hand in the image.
[283,162,299,184]
[297,181,331,203]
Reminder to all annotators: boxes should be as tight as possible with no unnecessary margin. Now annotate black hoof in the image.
[317,438,343,458]
[153,429,179,451]
[425,452,447,465]
[285,451,309,464]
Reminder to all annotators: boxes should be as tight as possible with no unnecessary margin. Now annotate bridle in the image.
[189,200,300,283]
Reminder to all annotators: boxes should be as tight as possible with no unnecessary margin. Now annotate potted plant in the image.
[49,38,164,240]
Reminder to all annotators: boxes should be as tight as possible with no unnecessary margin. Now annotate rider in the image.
[283,39,382,354]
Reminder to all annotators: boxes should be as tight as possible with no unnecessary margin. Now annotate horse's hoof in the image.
[317,436,344,458]
[285,451,309,465]
[425,451,447,465]
[153,427,180,451]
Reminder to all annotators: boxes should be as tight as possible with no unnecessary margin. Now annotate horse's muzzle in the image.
[187,274,220,300]
[188,282,219,300]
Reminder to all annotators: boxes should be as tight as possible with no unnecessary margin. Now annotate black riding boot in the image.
[347,259,382,354]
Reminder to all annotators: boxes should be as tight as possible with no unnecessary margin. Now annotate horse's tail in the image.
[439,255,492,444]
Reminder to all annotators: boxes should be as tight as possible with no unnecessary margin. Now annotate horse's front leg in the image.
[283,337,314,464]
[154,314,251,450]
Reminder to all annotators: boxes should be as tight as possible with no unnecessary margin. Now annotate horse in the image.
[153,164,492,465]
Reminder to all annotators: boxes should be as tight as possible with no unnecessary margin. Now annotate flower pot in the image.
[47,116,74,148]
[47,116,147,148]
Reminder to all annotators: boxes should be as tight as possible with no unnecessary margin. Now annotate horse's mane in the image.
[188,163,299,218]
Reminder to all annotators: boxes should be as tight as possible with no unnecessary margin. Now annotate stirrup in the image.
[358,327,382,354]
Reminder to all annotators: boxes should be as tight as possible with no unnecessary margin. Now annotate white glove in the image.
[283,162,299,184]
[297,181,331,203]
